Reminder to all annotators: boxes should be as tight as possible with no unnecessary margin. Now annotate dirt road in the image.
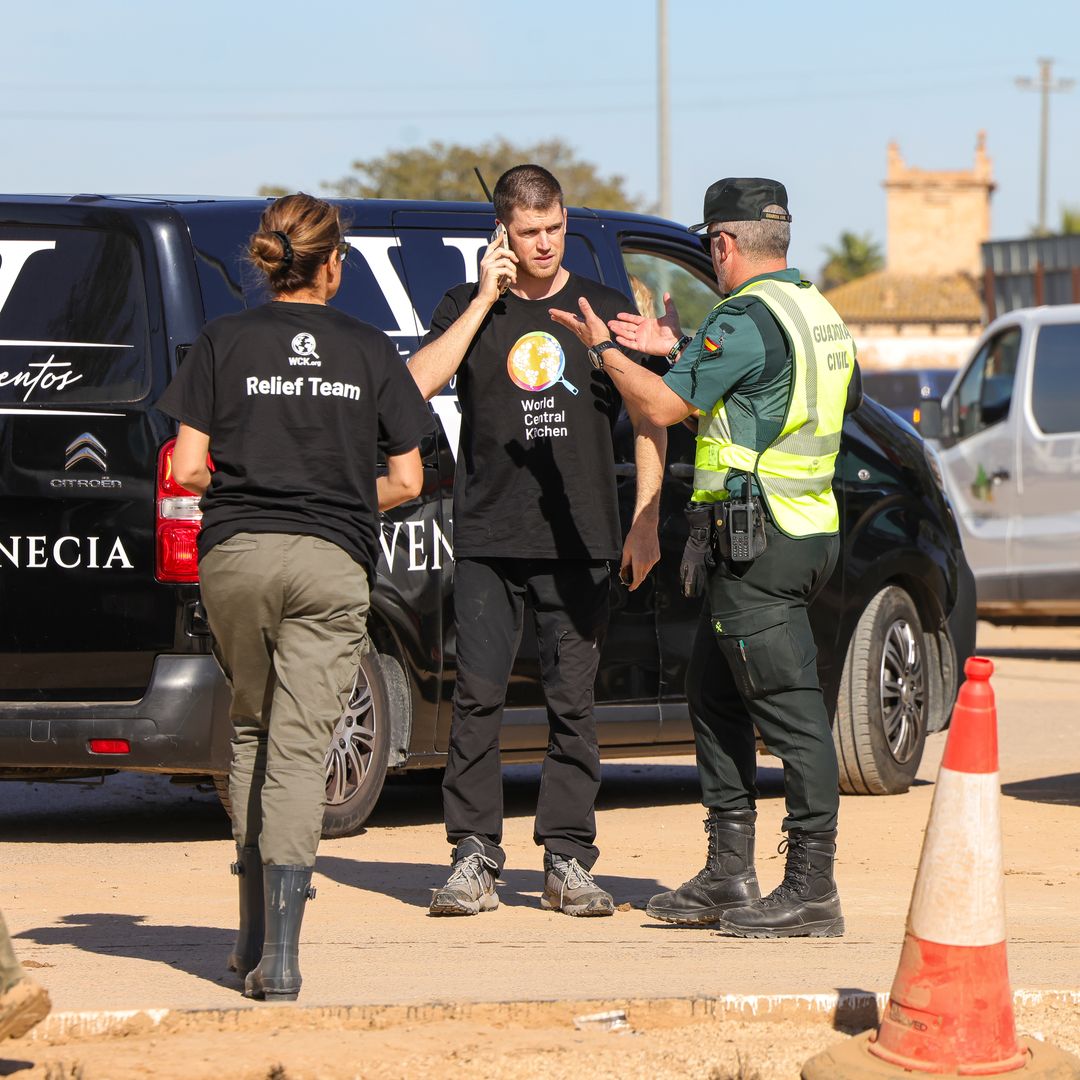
[2,623,1079,1078]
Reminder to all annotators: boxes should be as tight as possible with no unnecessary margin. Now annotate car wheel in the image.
[834,585,928,795]
[321,650,395,838]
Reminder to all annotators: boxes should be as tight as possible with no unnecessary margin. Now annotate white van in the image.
[920,304,1080,622]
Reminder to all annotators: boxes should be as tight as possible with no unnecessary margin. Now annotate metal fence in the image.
[982,235,1080,317]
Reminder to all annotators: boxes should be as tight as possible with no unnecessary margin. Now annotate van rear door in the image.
[0,216,174,700]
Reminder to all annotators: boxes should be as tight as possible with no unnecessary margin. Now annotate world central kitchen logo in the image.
[288,332,322,367]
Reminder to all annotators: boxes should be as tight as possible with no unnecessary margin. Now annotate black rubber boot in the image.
[646,809,760,924]
[227,845,264,979]
[243,865,315,1001]
[714,829,844,938]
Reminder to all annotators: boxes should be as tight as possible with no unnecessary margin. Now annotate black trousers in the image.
[442,557,610,873]
[686,522,840,834]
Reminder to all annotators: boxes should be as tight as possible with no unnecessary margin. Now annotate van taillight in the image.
[156,439,203,583]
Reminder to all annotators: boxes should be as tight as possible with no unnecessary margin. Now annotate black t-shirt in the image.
[156,301,431,579]
[421,272,630,560]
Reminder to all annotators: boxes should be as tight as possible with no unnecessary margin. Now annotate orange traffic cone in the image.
[802,657,1080,1078]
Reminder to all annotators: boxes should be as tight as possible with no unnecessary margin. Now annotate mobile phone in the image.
[491,222,510,295]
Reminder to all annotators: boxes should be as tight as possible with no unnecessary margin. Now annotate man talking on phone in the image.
[409,165,665,918]
[552,178,861,939]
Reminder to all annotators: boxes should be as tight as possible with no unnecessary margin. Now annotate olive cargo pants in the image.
[687,522,840,834]
[199,533,370,866]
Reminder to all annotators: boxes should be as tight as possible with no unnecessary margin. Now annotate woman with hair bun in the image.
[157,193,430,1001]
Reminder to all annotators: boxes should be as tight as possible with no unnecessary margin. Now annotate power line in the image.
[0,78,1023,126]
[0,59,1032,97]
[1016,58,1075,234]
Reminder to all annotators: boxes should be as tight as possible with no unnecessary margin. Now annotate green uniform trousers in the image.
[199,533,370,866]
[686,521,840,834]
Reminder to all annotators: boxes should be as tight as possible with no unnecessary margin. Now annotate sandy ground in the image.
[2,622,1079,1078]
[5,997,1080,1080]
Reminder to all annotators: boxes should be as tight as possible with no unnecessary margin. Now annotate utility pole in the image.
[657,0,671,218]
[1016,58,1074,234]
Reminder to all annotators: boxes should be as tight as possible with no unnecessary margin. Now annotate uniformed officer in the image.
[550,177,861,938]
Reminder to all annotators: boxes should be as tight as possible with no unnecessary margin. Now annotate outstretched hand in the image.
[548,297,611,348]
[608,292,684,357]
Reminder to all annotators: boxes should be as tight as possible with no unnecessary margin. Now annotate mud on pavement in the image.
[7,993,1080,1080]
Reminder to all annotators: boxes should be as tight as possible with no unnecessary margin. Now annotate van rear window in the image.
[0,228,151,405]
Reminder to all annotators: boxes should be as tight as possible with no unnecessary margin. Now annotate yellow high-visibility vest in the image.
[692,277,855,537]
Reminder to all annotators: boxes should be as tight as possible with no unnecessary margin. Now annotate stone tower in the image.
[884,133,995,277]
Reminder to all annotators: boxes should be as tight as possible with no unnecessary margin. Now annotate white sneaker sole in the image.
[540,893,614,917]
[428,891,499,916]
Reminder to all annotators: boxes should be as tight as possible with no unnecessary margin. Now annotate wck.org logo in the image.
[289,332,321,367]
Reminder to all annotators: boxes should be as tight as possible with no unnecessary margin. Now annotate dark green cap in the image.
[689,177,792,233]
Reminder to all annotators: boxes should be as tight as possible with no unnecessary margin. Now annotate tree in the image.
[1061,206,1080,234]
[315,138,646,211]
[820,231,884,290]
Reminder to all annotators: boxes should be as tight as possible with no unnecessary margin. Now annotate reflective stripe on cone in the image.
[908,767,1006,947]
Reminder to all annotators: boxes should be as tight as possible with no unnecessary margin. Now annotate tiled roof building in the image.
[824,135,993,369]
[825,271,982,329]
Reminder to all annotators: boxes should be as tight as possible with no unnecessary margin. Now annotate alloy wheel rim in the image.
[324,671,377,806]
[879,618,925,764]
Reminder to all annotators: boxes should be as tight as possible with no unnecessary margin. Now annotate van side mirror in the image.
[915,400,943,439]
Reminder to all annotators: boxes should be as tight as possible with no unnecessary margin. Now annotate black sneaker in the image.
[541,854,614,917]
[428,837,499,916]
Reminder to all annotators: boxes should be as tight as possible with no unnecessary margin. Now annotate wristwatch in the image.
[587,340,620,370]
[667,334,692,363]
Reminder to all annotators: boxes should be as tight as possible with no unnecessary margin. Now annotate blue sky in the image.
[4,0,1078,276]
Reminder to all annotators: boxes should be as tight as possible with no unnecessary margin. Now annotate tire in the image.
[213,775,232,821]
[320,650,397,838]
[834,585,928,796]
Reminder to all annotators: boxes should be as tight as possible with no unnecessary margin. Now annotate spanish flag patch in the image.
[703,335,722,353]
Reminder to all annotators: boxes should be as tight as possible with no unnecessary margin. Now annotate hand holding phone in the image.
[491,223,511,296]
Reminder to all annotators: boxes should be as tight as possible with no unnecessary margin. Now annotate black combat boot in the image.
[243,865,315,1001]
[646,809,760,924]
[227,845,264,979]
[714,829,844,938]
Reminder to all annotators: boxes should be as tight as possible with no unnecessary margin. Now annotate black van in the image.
[0,195,976,834]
